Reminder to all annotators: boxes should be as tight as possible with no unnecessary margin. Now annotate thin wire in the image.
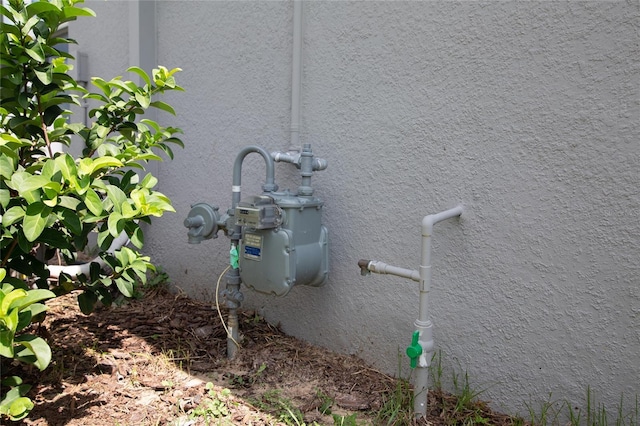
[215,264,241,348]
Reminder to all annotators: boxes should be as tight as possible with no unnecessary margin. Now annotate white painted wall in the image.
[71,1,639,417]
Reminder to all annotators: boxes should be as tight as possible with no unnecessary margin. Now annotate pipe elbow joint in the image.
[312,158,328,171]
[421,205,464,235]
[271,151,300,166]
[357,259,371,276]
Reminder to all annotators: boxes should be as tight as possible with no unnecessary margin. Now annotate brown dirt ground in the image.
[5,287,521,426]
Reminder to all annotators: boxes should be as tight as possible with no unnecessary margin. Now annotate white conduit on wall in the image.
[358,205,463,419]
[290,0,303,150]
[47,232,130,279]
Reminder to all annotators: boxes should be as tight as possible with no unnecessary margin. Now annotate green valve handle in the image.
[406,330,422,369]
[230,246,239,269]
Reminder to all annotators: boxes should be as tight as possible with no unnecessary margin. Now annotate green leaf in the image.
[105,185,126,213]
[55,153,77,182]
[61,6,96,20]
[136,153,163,162]
[7,171,28,192]
[0,376,23,387]
[0,383,33,421]
[15,174,49,194]
[127,66,151,86]
[29,303,48,318]
[42,181,62,198]
[14,334,51,371]
[6,396,34,421]
[115,277,134,298]
[43,105,63,126]
[34,66,53,85]
[126,222,144,249]
[149,100,176,116]
[8,289,55,312]
[17,231,34,256]
[97,229,114,251]
[1,289,27,317]
[1,133,31,149]
[0,328,16,358]
[59,208,82,235]
[79,156,123,177]
[135,91,151,109]
[36,228,73,250]
[121,200,138,219]
[140,173,158,189]
[21,14,39,35]
[158,144,175,160]
[90,77,111,97]
[17,92,30,109]
[145,191,175,216]
[1,206,25,227]
[40,158,58,180]
[25,41,45,62]
[0,153,17,179]
[107,212,124,237]
[83,188,103,216]
[21,189,42,205]
[16,309,33,333]
[140,118,161,133]
[58,196,81,210]
[23,202,52,242]
[77,290,98,315]
[76,174,91,194]
[26,2,61,17]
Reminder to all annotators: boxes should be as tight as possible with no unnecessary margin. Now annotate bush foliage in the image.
[0,0,183,419]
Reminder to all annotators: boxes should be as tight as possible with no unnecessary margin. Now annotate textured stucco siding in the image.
[71,1,639,417]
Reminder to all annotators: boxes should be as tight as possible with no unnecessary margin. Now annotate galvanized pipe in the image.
[225,146,278,359]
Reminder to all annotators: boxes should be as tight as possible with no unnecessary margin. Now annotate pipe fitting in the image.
[271,151,300,165]
[357,259,371,276]
[222,288,244,308]
[422,205,463,236]
[359,259,420,282]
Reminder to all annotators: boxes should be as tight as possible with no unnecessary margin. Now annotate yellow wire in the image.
[215,264,241,349]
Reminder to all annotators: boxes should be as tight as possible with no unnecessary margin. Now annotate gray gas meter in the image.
[184,144,329,297]
[239,192,328,296]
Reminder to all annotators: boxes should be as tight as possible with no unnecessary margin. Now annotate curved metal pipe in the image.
[232,145,278,209]
[226,145,277,359]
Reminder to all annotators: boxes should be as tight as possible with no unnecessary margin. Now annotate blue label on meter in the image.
[243,233,262,260]
[245,246,261,256]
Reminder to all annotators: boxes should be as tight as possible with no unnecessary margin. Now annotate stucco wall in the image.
[71,1,639,417]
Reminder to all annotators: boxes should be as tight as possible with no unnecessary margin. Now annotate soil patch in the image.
[6,287,519,425]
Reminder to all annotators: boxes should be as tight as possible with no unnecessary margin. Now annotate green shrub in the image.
[0,0,183,419]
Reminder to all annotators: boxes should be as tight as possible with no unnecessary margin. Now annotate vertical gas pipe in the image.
[225,146,278,359]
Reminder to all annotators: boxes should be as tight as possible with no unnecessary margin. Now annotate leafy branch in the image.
[0,0,184,420]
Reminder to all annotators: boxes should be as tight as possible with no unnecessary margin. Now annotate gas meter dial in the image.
[235,195,281,229]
